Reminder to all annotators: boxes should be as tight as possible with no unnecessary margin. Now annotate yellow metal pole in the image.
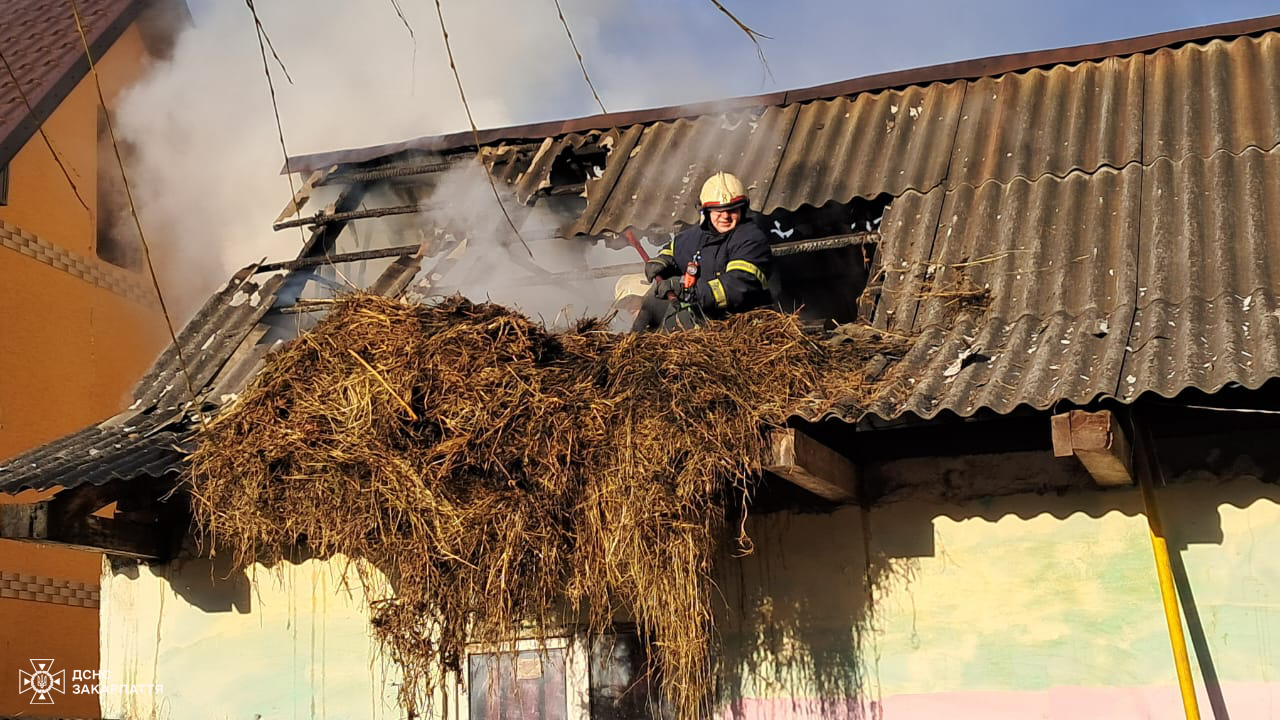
[1137,467,1201,720]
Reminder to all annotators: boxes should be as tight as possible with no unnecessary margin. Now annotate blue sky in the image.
[181,0,1280,134]
[557,0,1280,117]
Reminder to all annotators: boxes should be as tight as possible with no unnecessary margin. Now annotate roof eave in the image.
[0,0,149,170]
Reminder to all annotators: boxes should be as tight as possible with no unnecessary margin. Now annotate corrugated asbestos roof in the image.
[8,19,1280,493]
[849,166,1142,420]
[583,105,797,235]
[285,14,1280,172]
[1122,145,1280,400]
[831,30,1280,421]
[0,0,145,168]
[1144,32,1280,163]
[947,55,1144,187]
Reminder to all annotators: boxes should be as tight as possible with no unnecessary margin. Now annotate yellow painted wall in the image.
[0,21,170,719]
[95,477,1280,720]
[100,556,404,720]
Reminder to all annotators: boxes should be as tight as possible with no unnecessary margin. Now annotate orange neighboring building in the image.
[0,0,182,716]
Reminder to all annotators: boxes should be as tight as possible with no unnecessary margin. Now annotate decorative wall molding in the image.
[0,219,158,309]
[0,571,100,608]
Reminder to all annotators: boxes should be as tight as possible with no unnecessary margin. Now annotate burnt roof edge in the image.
[285,12,1280,174]
[0,0,149,170]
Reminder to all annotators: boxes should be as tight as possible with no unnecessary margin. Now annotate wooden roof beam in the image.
[766,428,859,502]
[0,484,172,560]
[1051,409,1134,487]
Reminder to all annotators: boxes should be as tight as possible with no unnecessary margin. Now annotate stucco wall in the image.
[97,475,1280,719]
[100,555,403,720]
[717,476,1280,719]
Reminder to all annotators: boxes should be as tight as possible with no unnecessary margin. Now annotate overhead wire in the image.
[245,0,293,84]
[243,0,355,289]
[0,47,90,213]
[385,0,418,92]
[707,0,774,82]
[387,0,415,40]
[552,0,607,114]
[245,0,301,216]
[431,0,533,259]
[66,0,199,408]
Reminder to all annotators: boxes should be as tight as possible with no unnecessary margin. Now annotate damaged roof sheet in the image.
[9,19,1280,493]
[0,0,145,168]
[0,270,283,493]
[583,105,798,236]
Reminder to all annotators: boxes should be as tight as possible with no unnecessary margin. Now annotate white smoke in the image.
[114,0,649,318]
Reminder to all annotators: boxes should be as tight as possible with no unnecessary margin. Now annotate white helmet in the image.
[698,171,749,212]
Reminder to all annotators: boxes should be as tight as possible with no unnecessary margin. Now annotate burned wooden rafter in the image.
[769,231,880,257]
[255,244,422,273]
[296,181,371,259]
[273,202,434,232]
[318,159,458,187]
[765,427,859,502]
[0,479,182,560]
[1051,408,1134,486]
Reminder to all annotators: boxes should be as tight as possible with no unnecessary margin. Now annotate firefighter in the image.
[632,171,773,331]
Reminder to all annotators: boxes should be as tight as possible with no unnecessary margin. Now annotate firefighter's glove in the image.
[653,277,681,300]
[643,259,670,282]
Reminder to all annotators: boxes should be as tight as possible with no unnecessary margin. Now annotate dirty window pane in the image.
[468,648,567,720]
[589,634,669,720]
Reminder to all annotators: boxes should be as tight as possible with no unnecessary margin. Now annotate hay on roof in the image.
[188,294,905,718]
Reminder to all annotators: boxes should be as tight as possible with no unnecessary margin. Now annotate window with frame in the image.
[462,631,669,720]
[0,162,9,206]
[95,107,142,269]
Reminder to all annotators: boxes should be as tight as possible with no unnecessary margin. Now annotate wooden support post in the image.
[1050,409,1134,486]
[766,428,858,502]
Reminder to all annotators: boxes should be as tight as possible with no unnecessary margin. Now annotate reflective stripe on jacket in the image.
[646,220,773,315]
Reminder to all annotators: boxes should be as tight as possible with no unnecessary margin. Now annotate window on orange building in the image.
[95,107,141,269]
[0,162,9,205]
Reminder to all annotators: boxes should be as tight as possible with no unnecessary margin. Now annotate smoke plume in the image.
[115,0,651,318]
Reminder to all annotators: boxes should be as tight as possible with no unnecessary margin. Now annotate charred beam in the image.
[319,160,457,186]
[273,202,430,232]
[296,181,370,259]
[0,481,180,560]
[769,231,879,257]
[256,244,421,273]
[0,500,167,560]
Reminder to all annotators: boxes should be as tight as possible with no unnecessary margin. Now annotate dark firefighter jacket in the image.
[647,219,773,316]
